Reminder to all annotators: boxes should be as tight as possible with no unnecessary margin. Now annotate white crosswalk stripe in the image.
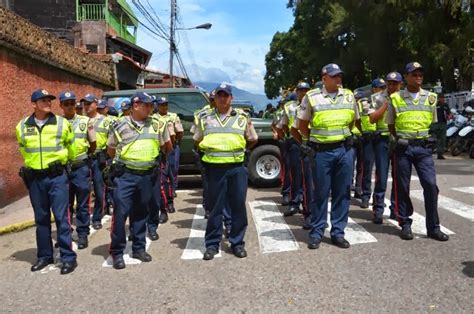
[249,201,299,254]
[452,186,474,195]
[102,237,152,267]
[411,189,474,222]
[181,205,222,260]
[383,198,455,236]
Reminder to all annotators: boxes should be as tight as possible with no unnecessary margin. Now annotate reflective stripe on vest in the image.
[391,91,434,139]
[70,115,90,161]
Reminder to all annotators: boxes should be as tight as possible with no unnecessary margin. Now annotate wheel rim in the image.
[255,154,281,180]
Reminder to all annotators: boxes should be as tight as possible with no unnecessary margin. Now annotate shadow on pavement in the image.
[462,261,474,278]
[10,248,37,265]
[170,237,189,250]
[171,218,194,229]
[177,206,198,215]
[91,243,109,259]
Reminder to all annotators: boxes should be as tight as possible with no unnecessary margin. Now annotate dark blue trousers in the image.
[202,169,231,228]
[372,137,390,216]
[28,173,76,263]
[351,140,363,195]
[91,159,104,223]
[110,172,152,257]
[301,155,315,218]
[69,164,91,237]
[288,140,303,207]
[147,171,162,233]
[361,136,375,203]
[392,144,440,232]
[205,164,248,250]
[309,146,353,240]
[169,145,180,191]
[279,140,291,197]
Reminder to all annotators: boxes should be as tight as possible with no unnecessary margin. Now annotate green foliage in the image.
[264,0,473,98]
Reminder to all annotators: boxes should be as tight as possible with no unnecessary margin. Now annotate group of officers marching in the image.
[16,61,449,273]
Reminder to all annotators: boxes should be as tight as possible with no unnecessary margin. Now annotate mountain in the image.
[194,81,276,112]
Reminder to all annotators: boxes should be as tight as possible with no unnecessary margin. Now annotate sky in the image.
[135,0,295,95]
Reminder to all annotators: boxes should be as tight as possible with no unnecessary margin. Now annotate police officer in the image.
[83,94,108,229]
[107,92,172,269]
[272,98,291,206]
[369,72,402,223]
[430,93,450,159]
[386,62,449,241]
[356,79,384,209]
[297,64,358,249]
[351,92,364,199]
[194,83,258,260]
[75,101,83,115]
[16,89,77,274]
[59,91,96,249]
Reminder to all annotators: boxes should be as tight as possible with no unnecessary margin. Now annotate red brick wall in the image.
[0,46,111,207]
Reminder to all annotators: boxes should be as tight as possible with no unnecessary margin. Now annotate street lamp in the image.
[178,23,212,31]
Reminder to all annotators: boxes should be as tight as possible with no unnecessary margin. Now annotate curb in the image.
[0,220,36,235]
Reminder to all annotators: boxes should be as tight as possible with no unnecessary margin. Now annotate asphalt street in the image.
[0,158,473,312]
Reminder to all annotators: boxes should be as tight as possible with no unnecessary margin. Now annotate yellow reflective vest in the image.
[112,116,161,170]
[16,114,75,170]
[92,114,111,152]
[199,109,248,163]
[68,114,90,162]
[357,98,376,133]
[390,89,436,140]
[306,88,355,143]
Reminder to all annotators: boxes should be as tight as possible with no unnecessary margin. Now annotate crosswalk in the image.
[178,185,473,260]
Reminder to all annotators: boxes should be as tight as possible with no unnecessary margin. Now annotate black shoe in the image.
[159,211,168,224]
[427,230,449,241]
[77,236,88,249]
[331,237,350,249]
[400,225,414,240]
[307,238,321,249]
[60,261,77,275]
[302,216,311,230]
[31,258,54,272]
[373,215,383,225]
[389,212,397,220]
[232,246,247,258]
[168,203,176,213]
[148,231,159,241]
[92,221,102,230]
[360,199,369,209]
[281,195,289,206]
[132,251,152,262]
[283,206,299,217]
[353,192,362,199]
[112,256,126,270]
[204,210,209,219]
[203,247,219,261]
[437,154,446,160]
[127,234,133,242]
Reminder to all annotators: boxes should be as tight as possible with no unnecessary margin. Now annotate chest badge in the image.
[79,122,86,132]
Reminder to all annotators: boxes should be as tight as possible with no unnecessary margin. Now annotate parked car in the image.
[103,88,282,187]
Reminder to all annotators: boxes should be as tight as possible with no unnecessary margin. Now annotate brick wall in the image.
[0,46,110,207]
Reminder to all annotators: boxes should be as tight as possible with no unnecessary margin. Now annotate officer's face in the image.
[97,107,109,115]
[83,101,97,114]
[372,86,386,94]
[158,103,168,115]
[215,92,232,111]
[60,100,76,116]
[132,102,153,120]
[296,88,309,102]
[322,74,342,92]
[386,81,401,95]
[33,98,53,114]
[405,70,423,88]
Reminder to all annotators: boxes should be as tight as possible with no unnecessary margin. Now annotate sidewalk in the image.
[0,196,34,235]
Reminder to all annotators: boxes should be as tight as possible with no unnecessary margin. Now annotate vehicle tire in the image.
[248,144,281,187]
[450,138,463,156]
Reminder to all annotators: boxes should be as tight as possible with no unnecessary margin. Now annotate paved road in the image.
[0,158,473,312]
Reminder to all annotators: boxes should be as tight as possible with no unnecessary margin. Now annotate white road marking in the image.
[383,198,455,237]
[372,175,419,183]
[176,190,196,194]
[327,202,377,244]
[412,190,474,222]
[452,186,474,195]
[249,201,299,254]
[181,205,222,260]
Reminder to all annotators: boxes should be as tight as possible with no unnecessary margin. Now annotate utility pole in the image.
[169,0,176,87]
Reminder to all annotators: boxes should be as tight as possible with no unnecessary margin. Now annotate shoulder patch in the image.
[428,94,437,105]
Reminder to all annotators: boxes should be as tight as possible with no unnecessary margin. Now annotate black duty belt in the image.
[124,167,154,176]
[70,159,89,171]
[202,162,243,169]
[309,140,346,152]
[30,166,65,178]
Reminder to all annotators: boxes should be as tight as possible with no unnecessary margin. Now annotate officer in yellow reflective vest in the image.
[107,92,172,269]
[59,91,96,249]
[386,62,449,242]
[369,72,402,223]
[15,89,77,274]
[297,64,359,250]
[194,83,258,260]
[355,79,383,210]
[82,94,108,229]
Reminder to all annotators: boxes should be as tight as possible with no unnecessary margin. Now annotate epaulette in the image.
[234,108,249,118]
[307,88,322,96]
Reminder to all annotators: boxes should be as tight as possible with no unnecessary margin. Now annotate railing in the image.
[77,3,136,44]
